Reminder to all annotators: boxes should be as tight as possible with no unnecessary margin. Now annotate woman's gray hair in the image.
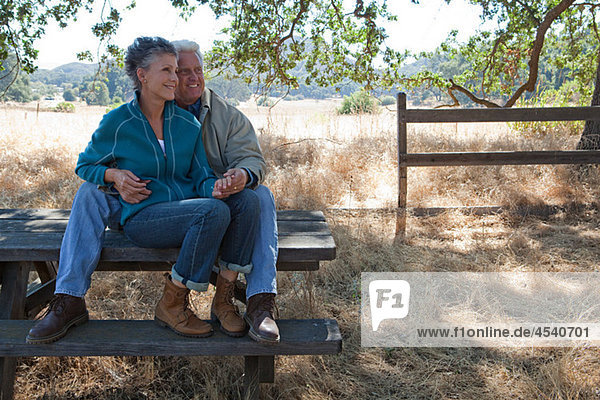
[171,39,204,68]
[125,36,177,91]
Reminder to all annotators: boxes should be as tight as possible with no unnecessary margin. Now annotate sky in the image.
[35,0,487,70]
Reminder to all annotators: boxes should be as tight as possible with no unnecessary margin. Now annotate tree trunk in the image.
[576,51,600,150]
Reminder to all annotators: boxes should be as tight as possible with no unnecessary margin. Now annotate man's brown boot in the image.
[244,293,280,344]
[155,274,213,338]
[26,294,89,344]
[210,274,246,337]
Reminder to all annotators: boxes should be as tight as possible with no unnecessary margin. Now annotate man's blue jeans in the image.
[55,182,278,298]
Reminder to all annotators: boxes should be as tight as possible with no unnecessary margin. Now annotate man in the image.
[26,39,280,344]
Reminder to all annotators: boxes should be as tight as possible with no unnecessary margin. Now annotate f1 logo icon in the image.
[369,280,410,331]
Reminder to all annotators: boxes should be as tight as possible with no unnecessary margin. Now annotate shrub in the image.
[54,102,75,113]
[380,95,396,106]
[62,89,77,102]
[511,87,585,136]
[338,90,377,114]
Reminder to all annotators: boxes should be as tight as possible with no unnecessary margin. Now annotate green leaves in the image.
[2,0,597,106]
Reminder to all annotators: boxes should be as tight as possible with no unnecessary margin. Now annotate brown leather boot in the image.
[244,293,280,344]
[210,274,246,337]
[155,274,213,338]
[26,294,89,344]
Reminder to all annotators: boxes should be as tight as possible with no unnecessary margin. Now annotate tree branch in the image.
[504,0,576,107]
[448,79,502,108]
[436,87,461,108]
[481,32,507,97]
[279,0,308,46]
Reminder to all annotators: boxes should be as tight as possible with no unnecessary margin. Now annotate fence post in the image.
[395,93,408,242]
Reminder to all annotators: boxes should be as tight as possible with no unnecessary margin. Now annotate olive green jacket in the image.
[198,89,266,187]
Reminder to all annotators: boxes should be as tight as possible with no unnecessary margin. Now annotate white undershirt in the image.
[157,139,166,155]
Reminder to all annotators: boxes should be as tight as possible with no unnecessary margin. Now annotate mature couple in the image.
[26,37,279,344]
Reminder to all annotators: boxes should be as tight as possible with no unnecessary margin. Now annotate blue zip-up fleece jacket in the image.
[76,96,217,225]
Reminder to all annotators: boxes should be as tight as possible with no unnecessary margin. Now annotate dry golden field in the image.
[2,98,600,399]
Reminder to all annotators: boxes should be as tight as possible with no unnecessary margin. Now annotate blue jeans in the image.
[123,192,258,292]
[55,182,277,297]
[245,185,278,299]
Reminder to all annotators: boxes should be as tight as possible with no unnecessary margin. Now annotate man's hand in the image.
[221,168,248,195]
[104,168,151,204]
[212,168,248,199]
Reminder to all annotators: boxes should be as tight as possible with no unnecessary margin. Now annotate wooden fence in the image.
[395,92,600,239]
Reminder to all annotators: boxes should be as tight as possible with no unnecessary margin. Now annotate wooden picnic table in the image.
[0,208,340,400]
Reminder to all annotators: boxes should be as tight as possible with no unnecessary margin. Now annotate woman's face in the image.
[139,53,178,102]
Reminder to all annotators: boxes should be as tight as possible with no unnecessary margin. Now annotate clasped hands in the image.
[105,168,248,204]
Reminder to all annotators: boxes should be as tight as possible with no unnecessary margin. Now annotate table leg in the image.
[244,356,260,400]
[0,262,30,400]
[259,356,274,383]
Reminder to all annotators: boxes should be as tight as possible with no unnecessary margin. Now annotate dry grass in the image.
[2,100,600,399]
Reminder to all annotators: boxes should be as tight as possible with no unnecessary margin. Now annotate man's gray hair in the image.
[171,40,203,68]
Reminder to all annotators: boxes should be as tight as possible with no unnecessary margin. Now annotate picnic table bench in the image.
[0,208,340,400]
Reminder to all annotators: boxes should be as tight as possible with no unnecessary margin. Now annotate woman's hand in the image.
[105,168,152,204]
[212,177,231,199]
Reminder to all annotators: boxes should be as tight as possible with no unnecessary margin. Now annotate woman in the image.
[76,37,259,337]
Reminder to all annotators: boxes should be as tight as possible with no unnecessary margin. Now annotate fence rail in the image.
[403,106,600,123]
[395,93,600,240]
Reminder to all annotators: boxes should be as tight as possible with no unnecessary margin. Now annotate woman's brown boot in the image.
[155,274,213,337]
[210,274,246,337]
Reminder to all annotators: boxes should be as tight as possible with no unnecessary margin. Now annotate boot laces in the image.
[38,295,67,319]
[225,282,235,306]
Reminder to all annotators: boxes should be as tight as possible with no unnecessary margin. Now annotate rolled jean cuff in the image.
[218,258,253,274]
[171,266,209,293]
[54,289,85,298]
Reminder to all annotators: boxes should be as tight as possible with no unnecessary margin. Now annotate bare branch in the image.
[448,79,502,108]
[504,0,576,107]
[436,88,461,108]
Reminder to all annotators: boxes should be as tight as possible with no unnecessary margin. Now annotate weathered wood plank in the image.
[0,357,17,400]
[402,150,600,166]
[94,261,320,272]
[396,93,408,241]
[0,263,29,320]
[25,279,56,318]
[0,262,28,400]
[404,106,600,123]
[276,210,326,221]
[259,356,275,383]
[0,233,335,263]
[0,209,71,220]
[0,319,342,357]
[244,356,260,400]
[0,209,326,222]
[0,219,331,236]
[33,261,57,283]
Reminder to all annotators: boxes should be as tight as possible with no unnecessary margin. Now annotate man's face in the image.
[175,51,205,107]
